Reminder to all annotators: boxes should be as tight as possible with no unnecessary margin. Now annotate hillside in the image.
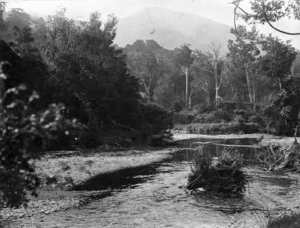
[115,7,234,54]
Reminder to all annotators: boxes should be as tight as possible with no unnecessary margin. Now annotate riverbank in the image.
[0,147,177,221]
[36,147,178,190]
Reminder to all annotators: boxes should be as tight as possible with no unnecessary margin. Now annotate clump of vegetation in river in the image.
[187,146,248,194]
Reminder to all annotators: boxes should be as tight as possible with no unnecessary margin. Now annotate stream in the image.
[10,138,300,227]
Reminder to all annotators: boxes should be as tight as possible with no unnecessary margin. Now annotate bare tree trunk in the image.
[279,78,282,90]
[214,63,219,107]
[143,83,151,100]
[185,66,189,109]
[87,106,99,133]
[205,91,210,105]
[245,63,253,104]
[189,90,193,110]
[252,81,256,103]
[208,40,223,107]
[294,125,299,144]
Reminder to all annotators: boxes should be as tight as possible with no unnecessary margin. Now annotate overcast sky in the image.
[6,0,300,50]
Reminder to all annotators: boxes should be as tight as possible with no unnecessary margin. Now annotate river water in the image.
[9,138,300,227]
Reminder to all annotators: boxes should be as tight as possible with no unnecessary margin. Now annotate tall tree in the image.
[291,53,300,77]
[153,48,184,110]
[175,44,194,109]
[191,50,215,106]
[124,40,161,101]
[259,34,297,89]
[0,2,4,27]
[228,26,261,106]
[191,43,226,108]
[208,40,226,106]
[43,9,141,131]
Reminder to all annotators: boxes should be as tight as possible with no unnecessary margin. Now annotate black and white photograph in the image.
[0,0,300,227]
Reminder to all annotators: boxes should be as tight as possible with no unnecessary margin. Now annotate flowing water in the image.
[9,138,300,228]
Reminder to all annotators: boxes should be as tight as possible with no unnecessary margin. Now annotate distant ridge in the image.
[115,7,234,54]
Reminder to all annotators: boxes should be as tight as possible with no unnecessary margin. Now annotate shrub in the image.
[0,86,66,208]
[204,110,233,123]
[234,114,245,124]
[267,212,300,228]
[191,104,201,114]
[217,101,253,113]
[141,103,173,136]
[198,103,215,113]
[217,101,238,112]
[187,147,247,194]
[192,115,205,123]
[46,120,86,150]
[173,112,190,124]
[77,132,99,149]
[263,105,289,135]
[248,114,264,125]
[172,101,182,113]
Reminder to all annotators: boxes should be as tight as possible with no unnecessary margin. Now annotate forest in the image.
[1,5,300,144]
[1,0,300,226]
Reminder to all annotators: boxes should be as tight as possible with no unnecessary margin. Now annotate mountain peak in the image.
[115,7,234,54]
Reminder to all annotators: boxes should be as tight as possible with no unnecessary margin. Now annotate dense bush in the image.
[46,120,86,150]
[141,103,173,137]
[191,114,205,123]
[248,113,264,125]
[173,112,191,124]
[233,109,246,117]
[203,110,233,123]
[233,114,245,124]
[267,213,300,228]
[263,105,288,135]
[172,101,182,113]
[217,101,253,113]
[187,147,248,194]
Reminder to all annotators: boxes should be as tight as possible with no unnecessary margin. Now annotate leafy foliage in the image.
[238,0,300,22]
[0,79,66,208]
[43,10,141,132]
[233,0,300,35]
[259,35,297,89]
[124,40,162,101]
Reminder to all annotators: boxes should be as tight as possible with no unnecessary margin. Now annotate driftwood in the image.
[257,143,300,171]
[212,143,261,149]
[258,124,300,171]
